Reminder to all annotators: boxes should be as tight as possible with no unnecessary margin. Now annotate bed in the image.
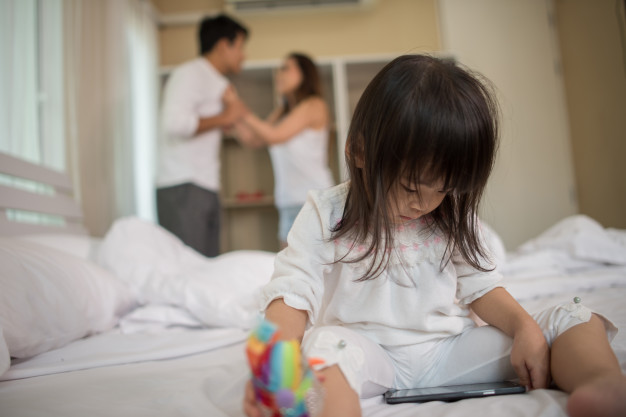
[1,151,625,417]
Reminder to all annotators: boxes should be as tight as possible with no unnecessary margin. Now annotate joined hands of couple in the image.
[222,85,249,132]
[222,85,266,148]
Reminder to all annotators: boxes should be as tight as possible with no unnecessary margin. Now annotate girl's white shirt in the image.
[261,182,503,347]
[268,127,335,208]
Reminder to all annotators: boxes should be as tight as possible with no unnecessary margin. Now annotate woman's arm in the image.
[231,120,265,148]
[231,106,283,148]
[195,99,246,134]
[470,287,550,389]
[189,84,247,135]
[265,106,283,124]
[243,97,327,145]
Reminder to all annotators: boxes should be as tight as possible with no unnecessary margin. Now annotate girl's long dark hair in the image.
[280,52,322,117]
[333,55,499,280]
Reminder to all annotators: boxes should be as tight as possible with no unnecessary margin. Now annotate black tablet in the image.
[384,381,526,404]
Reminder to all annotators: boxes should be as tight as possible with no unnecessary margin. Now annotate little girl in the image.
[243,54,626,417]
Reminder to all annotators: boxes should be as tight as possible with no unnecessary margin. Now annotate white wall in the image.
[555,0,626,230]
[154,0,440,65]
[438,0,578,250]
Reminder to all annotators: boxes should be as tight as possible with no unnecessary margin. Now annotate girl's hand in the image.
[243,380,262,417]
[469,288,551,390]
[510,321,550,390]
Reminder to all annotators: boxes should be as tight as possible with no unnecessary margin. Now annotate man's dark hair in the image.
[198,14,248,55]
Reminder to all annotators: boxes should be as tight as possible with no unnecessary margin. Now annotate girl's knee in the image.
[302,326,394,399]
[302,326,366,396]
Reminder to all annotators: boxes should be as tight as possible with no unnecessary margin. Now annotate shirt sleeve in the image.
[161,67,201,139]
[454,224,504,305]
[260,192,335,327]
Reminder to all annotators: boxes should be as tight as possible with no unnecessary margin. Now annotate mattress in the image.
[1,215,625,417]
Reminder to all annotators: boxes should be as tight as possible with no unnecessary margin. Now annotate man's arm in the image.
[163,70,246,138]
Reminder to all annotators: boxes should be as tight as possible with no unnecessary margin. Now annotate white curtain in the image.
[64,0,159,236]
[127,0,159,225]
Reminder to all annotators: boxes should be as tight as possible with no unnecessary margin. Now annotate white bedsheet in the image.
[0,341,571,417]
[504,265,626,302]
[0,342,249,417]
[1,324,248,381]
[1,285,624,417]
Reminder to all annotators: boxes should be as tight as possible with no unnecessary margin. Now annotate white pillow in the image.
[0,239,136,359]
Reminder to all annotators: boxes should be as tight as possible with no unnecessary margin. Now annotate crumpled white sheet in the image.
[118,304,206,333]
[500,215,626,301]
[503,215,626,279]
[516,215,626,264]
[97,217,275,329]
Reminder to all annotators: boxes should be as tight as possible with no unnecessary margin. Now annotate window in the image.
[0,0,66,226]
[0,0,65,171]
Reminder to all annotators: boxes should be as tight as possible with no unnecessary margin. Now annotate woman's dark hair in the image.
[280,52,322,116]
[333,54,499,280]
[198,14,249,55]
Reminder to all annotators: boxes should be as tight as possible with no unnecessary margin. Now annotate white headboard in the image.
[0,152,86,236]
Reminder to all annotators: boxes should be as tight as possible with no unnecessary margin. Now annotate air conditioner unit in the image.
[225,0,374,13]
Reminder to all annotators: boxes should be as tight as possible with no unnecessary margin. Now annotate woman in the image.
[236,53,335,248]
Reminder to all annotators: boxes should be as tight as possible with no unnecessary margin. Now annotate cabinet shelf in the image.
[222,196,274,209]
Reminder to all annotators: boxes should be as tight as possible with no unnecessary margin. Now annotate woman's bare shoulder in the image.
[297,96,328,128]
[299,96,327,111]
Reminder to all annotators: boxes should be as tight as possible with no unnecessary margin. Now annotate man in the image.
[156,14,248,257]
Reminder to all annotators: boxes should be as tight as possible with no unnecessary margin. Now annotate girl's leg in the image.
[393,303,625,417]
[388,324,518,389]
[550,314,626,417]
[315,365,361,417]
[301,326,396,417]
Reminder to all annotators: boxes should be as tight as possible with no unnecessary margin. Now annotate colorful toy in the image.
[246,319,323,417]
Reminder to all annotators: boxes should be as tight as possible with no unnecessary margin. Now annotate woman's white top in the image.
[269,128,335,208]
[156,58,228,192]
[261,182,503,347]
